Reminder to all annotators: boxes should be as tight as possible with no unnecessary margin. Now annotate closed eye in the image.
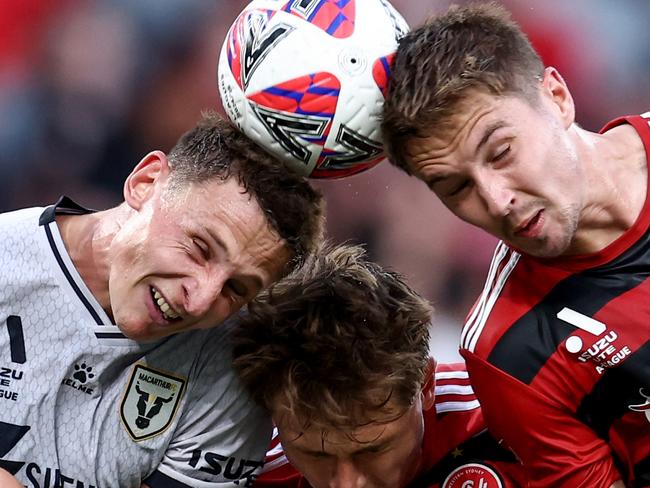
[492,145,511,163]
[192,238,211,260]
[448,179,472,197]
[225,279,248,298]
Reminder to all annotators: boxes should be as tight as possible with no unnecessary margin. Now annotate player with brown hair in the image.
[382,3,649,487]
[233,243,527,488]
[0,111,324,487]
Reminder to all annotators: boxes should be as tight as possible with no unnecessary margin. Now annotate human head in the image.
[107,111,325,341]
[383,4,585,257]
[233,244,434,488]
[382,2,545,173]
[165,111,324,263]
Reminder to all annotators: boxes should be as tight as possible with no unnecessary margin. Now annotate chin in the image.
[115,320,153,342]
[508,235,570,258]
[530,240,572,258]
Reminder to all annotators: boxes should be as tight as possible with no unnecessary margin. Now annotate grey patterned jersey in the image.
[0,202,272,488]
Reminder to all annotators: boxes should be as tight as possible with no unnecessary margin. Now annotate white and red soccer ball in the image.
[218,0,409,178]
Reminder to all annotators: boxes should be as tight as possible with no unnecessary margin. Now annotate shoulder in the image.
[0,206,46,243]
[255,428,304,486]
[164,325,256,408]
[434,362,480,415]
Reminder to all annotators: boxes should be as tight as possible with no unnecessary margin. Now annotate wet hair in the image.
[382,2,544,173]
[166,111,325,266]
[232,243,433,429]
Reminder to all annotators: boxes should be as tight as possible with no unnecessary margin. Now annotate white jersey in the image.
[0,199,271,488]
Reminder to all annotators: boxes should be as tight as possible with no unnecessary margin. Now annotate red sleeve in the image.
[461,350,622,488]
[252,433,308,488]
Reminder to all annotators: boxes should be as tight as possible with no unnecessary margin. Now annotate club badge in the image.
[120,364,186,441]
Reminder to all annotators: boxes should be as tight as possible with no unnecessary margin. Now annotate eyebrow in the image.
[297,435,397,457]
[353,438,394,454]
[475,121,508,155]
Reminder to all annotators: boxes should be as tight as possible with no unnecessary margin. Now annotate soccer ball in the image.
[218,0,409,179]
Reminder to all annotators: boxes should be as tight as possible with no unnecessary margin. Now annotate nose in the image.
[183,269,228,318]
[477,175,514,218]
[330,459,366,488]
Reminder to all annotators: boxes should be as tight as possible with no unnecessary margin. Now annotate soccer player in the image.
[232,244,527,488]
[0,112,324,487]
[381,4,649,487]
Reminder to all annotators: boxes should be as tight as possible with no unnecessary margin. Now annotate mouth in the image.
[514,210,543,238]
[149,286,182,322]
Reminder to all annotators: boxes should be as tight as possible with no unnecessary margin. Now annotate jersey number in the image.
[4,316,26,364]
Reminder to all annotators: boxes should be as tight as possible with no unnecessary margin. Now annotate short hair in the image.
[232,243,433,429]
[167,111,325,266]
[382,2,544,173]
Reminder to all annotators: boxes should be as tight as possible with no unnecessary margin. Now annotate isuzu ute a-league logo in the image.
[120,364,186,441]
[442,463,504,488]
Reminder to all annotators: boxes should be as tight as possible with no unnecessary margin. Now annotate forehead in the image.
[275,404,417,454]
[407,93,504,159]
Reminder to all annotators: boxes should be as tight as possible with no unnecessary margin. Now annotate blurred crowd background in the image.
[2,0,649,361]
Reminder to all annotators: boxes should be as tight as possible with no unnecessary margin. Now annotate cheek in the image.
[451,198,497,231]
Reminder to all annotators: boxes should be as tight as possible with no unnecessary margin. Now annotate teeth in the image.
[151,288,180,320]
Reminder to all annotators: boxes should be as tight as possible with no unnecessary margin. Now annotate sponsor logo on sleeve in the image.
[120,364,186,441]
[442,463,504,488]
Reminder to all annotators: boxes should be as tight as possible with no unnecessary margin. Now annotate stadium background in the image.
[2,0,649,361]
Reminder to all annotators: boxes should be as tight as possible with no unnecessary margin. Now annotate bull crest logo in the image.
[120,364,186,441]
[629,388,650,422]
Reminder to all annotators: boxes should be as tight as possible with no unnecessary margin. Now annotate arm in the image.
[463,351,624,488]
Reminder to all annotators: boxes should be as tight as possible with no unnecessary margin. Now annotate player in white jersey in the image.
[0,112,325,487]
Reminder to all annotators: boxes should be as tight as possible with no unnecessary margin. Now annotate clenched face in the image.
[107,159,290,341]
[273,397,427,488]
[406,74,586,258]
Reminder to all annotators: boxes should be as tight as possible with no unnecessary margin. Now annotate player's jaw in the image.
[501,203,580,258]
[113,279,225,342]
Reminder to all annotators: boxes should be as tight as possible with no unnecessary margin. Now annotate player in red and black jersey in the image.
[382,4,649,487]
[231,243,526,488]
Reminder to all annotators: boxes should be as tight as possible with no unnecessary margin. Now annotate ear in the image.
[540,66,575,130]
[123,151,171,210]
[420,358,437,411]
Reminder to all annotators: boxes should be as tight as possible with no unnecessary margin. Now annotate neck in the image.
[567,123,647,254]
[56,204,131,316]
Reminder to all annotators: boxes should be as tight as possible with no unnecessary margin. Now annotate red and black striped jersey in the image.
[254,363,527,488]
[460,113,650,487]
